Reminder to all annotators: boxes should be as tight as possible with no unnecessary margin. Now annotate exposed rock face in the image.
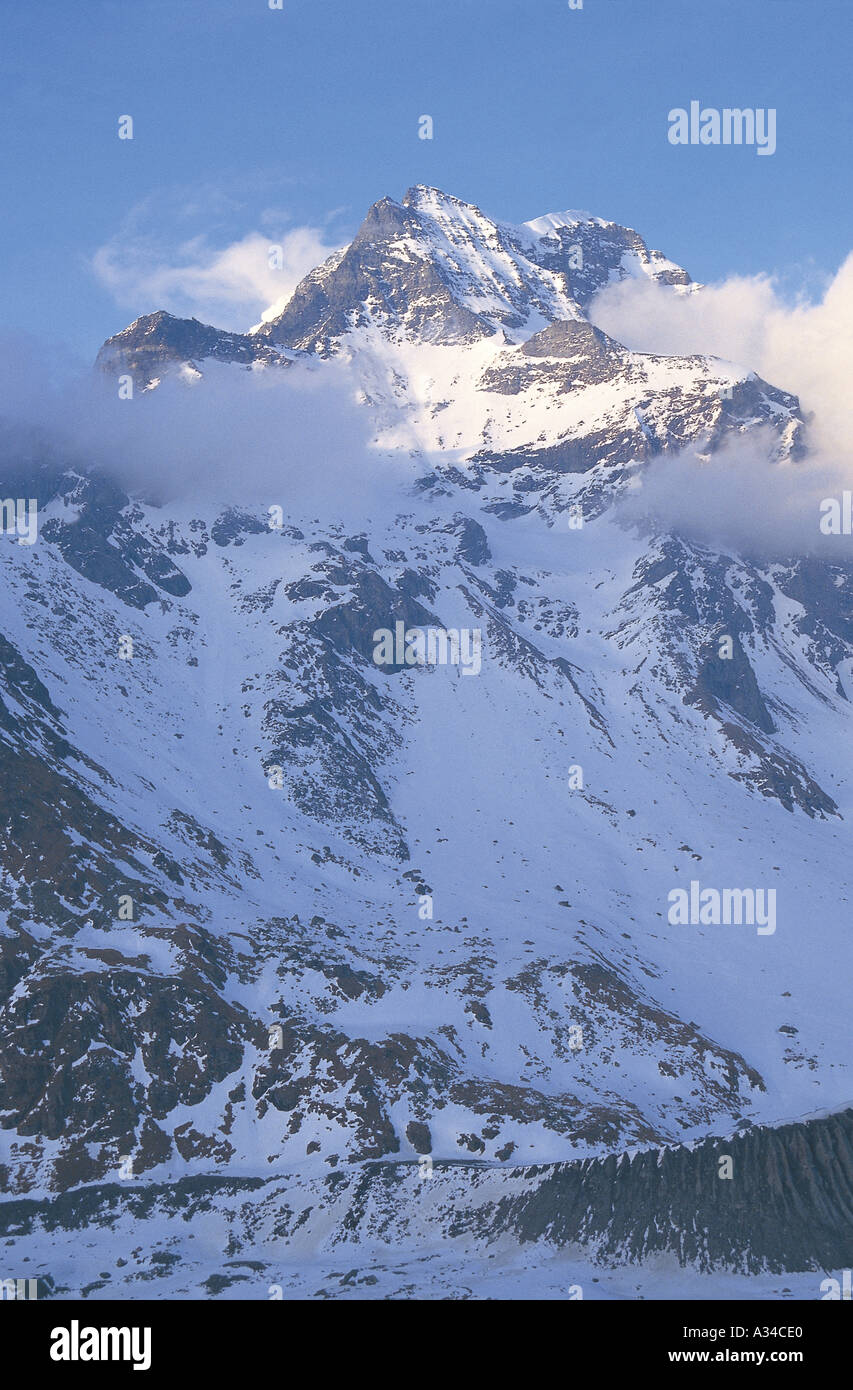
[96,311,287,389]
[502,1106,853,1272]
[520,318,623,361]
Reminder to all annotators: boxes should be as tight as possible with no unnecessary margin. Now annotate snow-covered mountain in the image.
[3,186,852,1298]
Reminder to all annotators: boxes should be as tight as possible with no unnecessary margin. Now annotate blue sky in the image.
[1,0,851,358]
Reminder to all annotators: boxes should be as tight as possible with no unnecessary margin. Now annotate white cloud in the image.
[92,225,341,333]
[0,334,416,530]
[614,428,850,560]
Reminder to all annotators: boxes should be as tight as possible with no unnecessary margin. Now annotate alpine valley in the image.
[1,186,852,1300]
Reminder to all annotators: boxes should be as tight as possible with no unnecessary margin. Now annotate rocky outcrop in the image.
[96,311,286,388]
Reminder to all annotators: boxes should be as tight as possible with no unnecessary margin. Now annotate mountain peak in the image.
[249,185,695,352]
[401,183,475,213]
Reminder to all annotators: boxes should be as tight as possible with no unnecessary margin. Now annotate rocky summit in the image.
[1,186,851,1299]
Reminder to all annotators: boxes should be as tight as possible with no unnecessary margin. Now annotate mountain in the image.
[95,311,290,390]
[2,186,852,1299]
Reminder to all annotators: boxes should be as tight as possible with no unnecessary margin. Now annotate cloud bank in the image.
[0,338,419,532]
